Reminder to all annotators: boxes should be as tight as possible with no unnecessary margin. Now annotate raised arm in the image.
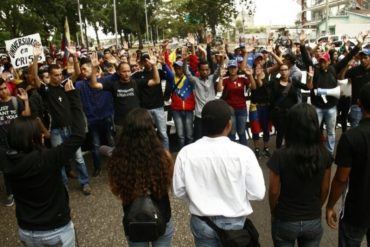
[17,88,30,117]
[299,31,314,69]
[31,44,43,88]
[66,45,81,82]
[147,56,161,86]
[334,31,368,73]
[182,47,197,84]
[89,53,103,90]
[266,45,284,75]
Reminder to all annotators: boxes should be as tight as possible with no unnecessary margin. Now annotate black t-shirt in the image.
[132,69,164,109]
[335,118,370,227]
[269,79,300,110]
[311,66,338,109]
[102,79,141,126]
[267,148,332,221]
[347,65,370,105]
[29,89,49,127]
[250,69,270,104]
[0,97,24,148]
[39,84,72,129]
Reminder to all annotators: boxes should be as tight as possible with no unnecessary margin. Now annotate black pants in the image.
[194,116,203,141]
[272,108,288,149]
[337,96,351,133]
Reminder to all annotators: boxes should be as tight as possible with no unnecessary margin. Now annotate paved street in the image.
[0,132,368,247]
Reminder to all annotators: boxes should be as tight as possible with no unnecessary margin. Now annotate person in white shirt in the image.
[173,99,265,246]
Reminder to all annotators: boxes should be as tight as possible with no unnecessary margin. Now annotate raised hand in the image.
[33,43,43,57]
[299,30,307,44]
[90,52,100,67]
[66,45,77,57]
[17,88,28,101]
[266,45,274,53]
[243,66,253,76]
[147,55,157,66]
[187,33,195,45]
[308,66,314,78]
[64,79,75,92]
[245,44,254,53]
[356,31,369,45]
[181,46,189,60]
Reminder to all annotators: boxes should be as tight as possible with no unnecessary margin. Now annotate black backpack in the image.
[124,195,166,242]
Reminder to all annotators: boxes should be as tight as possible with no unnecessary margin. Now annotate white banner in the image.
[5,33,45,69]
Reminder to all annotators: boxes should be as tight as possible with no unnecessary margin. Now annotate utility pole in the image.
[77,0,85,46]
[145,0,149,43]
[325,0,329,34]
[113,0,118,47]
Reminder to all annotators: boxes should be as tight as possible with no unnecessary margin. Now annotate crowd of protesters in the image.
[0,28,370,247]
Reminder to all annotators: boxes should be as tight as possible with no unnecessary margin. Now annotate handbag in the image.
[198,216,260,247]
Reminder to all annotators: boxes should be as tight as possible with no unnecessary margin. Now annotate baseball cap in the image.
[236,56,244,63]
[319,52,330,62]
[140,52,150,61]
[359,48,370,56]
[253,53,264,62]
[227,59,238,68]
[173,60,183,67]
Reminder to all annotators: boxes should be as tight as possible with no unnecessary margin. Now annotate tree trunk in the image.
[93,23,100,47]
[138,31,143,50]
[211,24,216,37]
[84,20,89,49]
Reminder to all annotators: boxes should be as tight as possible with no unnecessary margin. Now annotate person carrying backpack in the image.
[107,108,174,246]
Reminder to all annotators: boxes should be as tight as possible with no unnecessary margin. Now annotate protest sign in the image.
[5,33,45,69]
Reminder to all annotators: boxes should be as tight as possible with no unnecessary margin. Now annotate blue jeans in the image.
[172,110,194,148]
[88,117,114,170]
[349,104,362,128]
[339,220,370,247]
[271,218,323,247]
[229,108,248,146]
[316,106,337,154]
[127,219,174,247]
[50,127,89,186]
[149,107,169,150]
[19,221,75,247]
[190,215,246,247]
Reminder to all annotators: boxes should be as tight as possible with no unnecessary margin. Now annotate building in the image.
[298,0,370,36]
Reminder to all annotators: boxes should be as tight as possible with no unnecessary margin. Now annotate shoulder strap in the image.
[11,96,18,111]
[198,216,223,235]
[172,76,185,92]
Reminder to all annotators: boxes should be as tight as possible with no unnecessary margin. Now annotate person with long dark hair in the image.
[0,80,84,246]
[268,103,332,247]
[107,108,174,247]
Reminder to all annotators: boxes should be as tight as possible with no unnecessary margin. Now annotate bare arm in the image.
[268,170,281,213]
[306,66,314,90]
[321,168,331,206]
[147,56,161,86]
[18,88,31,117]
[326,167,351,229]
[89,53,103,89]
[31,44,43,88]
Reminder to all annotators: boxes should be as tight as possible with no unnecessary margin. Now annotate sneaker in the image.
[263,147,271,158]
[81,184,91,196]
[4,194,14,207]
[254,148,261,159]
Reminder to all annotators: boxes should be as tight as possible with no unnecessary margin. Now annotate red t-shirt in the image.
[222,76,250,109]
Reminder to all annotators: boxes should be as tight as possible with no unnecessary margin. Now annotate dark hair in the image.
[48,64,61,74]
[7,117,43,153]
[328,49,338,64]
[285,103,330,178]
[283,53,296,64]
[202,100,232,136]
[197,60,209,69]
[360,82,370,113]
[117,62,130,71]
[107,108,173,205]
[0,78,4,85]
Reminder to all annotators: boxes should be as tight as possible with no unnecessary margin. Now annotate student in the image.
[326,82,370,246]
[107,108,174,246]
[173,99,265,246]
[268,103,332,247]
[0,80,84,246]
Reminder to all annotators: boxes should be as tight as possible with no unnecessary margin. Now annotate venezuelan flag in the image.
[249,103,261,134]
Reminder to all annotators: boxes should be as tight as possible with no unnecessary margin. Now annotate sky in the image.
[87,0,302,40]
[253,0,301,26]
